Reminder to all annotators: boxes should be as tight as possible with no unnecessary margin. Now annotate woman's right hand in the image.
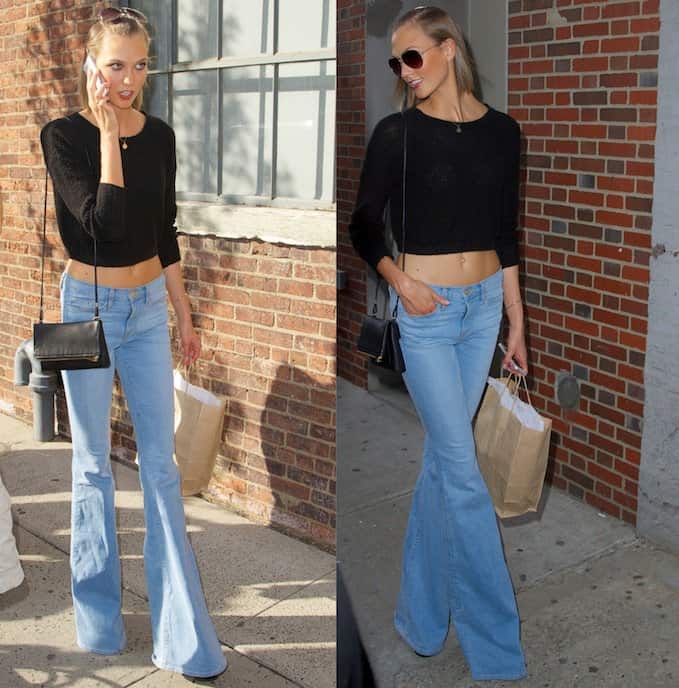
[396,272,449,316]
[86,66,118,138]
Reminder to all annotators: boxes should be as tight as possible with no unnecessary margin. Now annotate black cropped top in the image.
[39,112,181,268]
[349,106,521,271]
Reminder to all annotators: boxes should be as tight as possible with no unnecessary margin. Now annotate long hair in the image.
[78,12,152,112]
[392,6,476,110]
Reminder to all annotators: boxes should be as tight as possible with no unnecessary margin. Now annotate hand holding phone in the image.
[498,342,527,376]
[83,54,107,94]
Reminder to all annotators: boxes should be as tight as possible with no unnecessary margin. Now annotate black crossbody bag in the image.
[357,114,408,374]
[33,168,110,371]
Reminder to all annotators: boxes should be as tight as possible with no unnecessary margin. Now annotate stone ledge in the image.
[177,202,336,249]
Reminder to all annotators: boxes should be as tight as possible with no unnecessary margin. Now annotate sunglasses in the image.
[99,7,148,24]
[388,44,439,77]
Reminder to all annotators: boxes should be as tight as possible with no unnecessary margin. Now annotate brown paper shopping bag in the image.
[174,369,227,496]
[474,373,552,518]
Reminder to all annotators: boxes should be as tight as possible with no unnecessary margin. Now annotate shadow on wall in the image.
[263,363,336,543]
[210,361,336,547]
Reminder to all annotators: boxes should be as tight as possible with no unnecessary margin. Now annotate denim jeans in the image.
[391,270,526,681]
[60,272,226,678]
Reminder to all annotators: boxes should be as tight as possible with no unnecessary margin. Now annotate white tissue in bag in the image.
[486,377,544,431]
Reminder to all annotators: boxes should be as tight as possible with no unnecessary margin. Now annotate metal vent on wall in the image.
[556,373,580,410]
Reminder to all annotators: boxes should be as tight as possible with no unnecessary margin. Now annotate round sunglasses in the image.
[388,44,439,77]
[99,7,148,24]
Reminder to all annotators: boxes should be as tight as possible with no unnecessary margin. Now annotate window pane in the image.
[278,0,335,52]
[173,71,219,194]
[221,66,274,198]
[222,0,274,57]
[276,60,335,202]
[145,73,168,121]
[130,0,171,70]
[177,1,219,62]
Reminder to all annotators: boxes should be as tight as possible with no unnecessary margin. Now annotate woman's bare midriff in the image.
[399,250,502,287]
[66,255,163,288]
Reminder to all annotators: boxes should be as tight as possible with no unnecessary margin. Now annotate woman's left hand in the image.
[503,324,529,376]
[178,321,201,367]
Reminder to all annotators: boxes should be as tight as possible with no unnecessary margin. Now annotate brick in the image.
[562,465,594,491]
[573,22,609,38]
[588,462,623,488]
[601,1,640,18]
[573,57,609,72]
[600,72,637,89]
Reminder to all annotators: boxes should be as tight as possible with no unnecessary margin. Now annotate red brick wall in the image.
[0,0,336,548]
[337,0,369,388]
[508,0,659,524]
[177,237,336,546]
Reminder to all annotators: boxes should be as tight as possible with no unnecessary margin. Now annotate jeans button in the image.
[464,288,472,296]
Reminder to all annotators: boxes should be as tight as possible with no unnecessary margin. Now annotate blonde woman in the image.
[39,8,226,679]
[350,6,527,681]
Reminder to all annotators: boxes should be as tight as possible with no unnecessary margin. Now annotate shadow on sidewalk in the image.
[0,445,334,688]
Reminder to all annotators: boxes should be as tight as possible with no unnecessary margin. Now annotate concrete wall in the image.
[638,0,679,551]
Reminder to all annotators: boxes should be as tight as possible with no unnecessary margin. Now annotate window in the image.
[127,1,336,210]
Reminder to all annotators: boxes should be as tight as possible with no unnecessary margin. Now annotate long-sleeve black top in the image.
[39,111,181,268]
[349,105,521,271]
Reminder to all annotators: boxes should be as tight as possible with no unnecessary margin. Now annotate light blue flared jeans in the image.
[391,269,526,681]
[60,272,226,678]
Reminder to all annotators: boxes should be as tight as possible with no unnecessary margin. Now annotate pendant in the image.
[121,139,128,150]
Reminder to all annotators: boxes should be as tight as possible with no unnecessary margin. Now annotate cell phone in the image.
[83,54,106,93]
[497,342,527,376]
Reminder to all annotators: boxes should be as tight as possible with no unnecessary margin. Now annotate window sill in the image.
[176,201,336,249]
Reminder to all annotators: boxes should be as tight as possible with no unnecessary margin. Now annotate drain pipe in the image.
[14,339,58,442]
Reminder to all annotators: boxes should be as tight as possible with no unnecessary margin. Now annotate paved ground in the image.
[0,413,335,688]
[338,373,679,688]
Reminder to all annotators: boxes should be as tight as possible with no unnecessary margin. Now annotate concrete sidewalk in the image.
[338,374,679,688]
[0,414,335,688]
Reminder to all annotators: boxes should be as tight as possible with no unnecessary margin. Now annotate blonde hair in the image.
[78,11,152,111]
[393,6,476,109]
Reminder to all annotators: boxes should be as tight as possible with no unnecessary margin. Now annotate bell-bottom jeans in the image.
[60,272,226,678]
[390,269,526,681]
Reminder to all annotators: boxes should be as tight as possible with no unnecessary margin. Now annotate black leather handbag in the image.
[357,113,408,374]
[32,169,110,371]
[357,311,404,373]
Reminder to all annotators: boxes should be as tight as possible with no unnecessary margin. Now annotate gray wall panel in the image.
[638,0,679,551]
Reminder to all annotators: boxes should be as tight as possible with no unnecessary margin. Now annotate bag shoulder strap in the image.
[400,109,407,274]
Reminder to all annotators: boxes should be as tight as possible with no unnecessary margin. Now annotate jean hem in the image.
[394,617,444,657]
[151,655,228,678]
[470,668,527,681]
[77,640,125,655]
